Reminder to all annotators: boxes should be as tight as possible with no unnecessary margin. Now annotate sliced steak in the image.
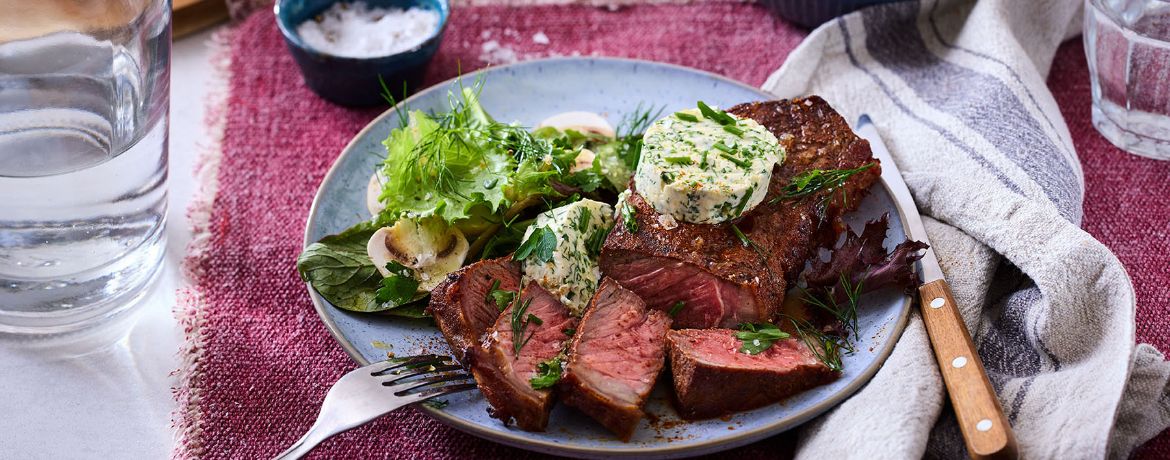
[427,257,521,365]
[470,281,578,431]
[600,96,880,328]
[667,328,837,420]
[559,278,672,441]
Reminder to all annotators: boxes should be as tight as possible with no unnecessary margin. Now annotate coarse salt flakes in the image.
[296,2,440,58]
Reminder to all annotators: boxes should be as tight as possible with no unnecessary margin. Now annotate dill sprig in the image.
[783,315,849,372]
[511,296,540,356]
[802,272,865,340]
[614,104,664,170]
[772,163,875,205]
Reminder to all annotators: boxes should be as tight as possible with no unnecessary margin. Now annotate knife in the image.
[855,115,1019,460]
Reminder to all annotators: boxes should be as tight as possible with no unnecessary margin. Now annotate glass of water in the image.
[1086,0,1170,160]
[0,1,170,334]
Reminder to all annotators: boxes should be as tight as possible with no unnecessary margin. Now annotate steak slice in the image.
[559,278,672,441]
[600,96,880,328]
[470,281,578,431]
[667,328,837,420]
[427,257,521,365]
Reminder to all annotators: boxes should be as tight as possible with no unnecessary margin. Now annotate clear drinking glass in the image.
[1086,0,1170,160]
[0,1,171,333]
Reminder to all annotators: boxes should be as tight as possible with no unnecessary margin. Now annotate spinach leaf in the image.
[296,222,426,315]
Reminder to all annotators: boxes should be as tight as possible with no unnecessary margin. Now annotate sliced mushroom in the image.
[367,217,469,291]
[537,111,615,139]
[367,172,386,217]
[572,148,596,173]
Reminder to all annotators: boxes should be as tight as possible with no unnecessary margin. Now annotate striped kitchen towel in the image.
[764,0,1170,458]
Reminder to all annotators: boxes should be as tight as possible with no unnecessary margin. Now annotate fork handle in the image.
[273,420,334,460]
[919,279,1018,460]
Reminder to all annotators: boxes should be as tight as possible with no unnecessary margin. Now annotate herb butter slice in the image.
[633,106,783,224]
[518,199,615,315]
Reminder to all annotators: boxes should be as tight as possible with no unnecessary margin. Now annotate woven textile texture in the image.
[178,4,805,459]
[178,3,1170,459]
[1048,40,1170,459]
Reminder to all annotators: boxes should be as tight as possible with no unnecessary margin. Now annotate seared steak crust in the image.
[559,278,672,441]
[427,257,521,365]
[600,97,880,328]
[471,282,577,432]
[667,329,837,420]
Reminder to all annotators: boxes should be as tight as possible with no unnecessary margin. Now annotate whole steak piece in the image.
[667,329,837,420]
[470,281,578,431]
[559,278,672,441]
[600,96,880,328]
[427,257,521,365]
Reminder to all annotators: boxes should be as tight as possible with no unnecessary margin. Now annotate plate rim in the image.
[302,56,913,458]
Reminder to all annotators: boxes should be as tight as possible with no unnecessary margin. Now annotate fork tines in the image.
[363,354,477,402]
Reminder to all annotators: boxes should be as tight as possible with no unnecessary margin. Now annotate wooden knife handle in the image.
[919,279,1019,460]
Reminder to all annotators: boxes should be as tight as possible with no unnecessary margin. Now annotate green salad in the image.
[297,82,658,317]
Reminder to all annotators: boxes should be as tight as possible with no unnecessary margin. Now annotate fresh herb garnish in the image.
[576,207,593,233]
[731,224,751,248]
[488,281,517,312]
[700,150,709,169]
[786,315,846,371]
[732,186,755,217]
[375,261,420,306]
[723,124,744,137]
[585,223,611,258]
[772,163,875,204]
[720,152,751,169]
[713,141,735,154]
[562,328,576,336]
[668,301,686,317]
[660,171,677,184]
[803,273,865,340]
[620,202,639,233]
[674,112,699,122]
[529,356,563,390]
[664,155,695,165]
[735,322,790,355]
[514,225,558,264]
[511,296,538,355]
[486,279,500,302]
[422,399,449,409]
[697,101,736,125]
[614,104,663,171]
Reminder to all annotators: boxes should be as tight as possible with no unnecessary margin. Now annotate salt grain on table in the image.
[296,2,440,58]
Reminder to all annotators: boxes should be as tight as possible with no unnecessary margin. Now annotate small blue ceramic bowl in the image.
[762,0,902,28]
[275,0,449,107]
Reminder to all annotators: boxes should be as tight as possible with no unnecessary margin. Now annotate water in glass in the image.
[1086,0,1170,160]
[0,1,171,333]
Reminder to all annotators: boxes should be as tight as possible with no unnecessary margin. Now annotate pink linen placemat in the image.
[176,4,1170,458]
[177,4,805,459]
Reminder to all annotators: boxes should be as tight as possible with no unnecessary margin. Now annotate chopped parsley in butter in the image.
[519,199,614,315]
[633,107,783,224]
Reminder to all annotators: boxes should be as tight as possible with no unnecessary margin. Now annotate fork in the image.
[273,354,477,460]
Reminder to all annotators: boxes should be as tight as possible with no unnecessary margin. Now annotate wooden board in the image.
[174,0,228,38]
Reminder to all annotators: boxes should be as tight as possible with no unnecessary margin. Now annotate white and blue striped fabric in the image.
[764,0,1170,457]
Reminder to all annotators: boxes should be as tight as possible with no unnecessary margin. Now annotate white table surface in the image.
[0,28,217,459]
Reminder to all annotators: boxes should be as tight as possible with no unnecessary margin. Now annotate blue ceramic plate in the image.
[304,58,911,459]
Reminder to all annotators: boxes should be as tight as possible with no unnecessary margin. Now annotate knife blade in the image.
[855,114,1019,460]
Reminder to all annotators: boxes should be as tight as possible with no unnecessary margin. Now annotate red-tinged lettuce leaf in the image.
[806,213,929,301]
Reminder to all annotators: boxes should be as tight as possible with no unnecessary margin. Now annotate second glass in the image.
[0,0,171,334]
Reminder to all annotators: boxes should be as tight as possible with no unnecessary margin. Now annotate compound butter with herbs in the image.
[634,105,783,224]
[519,199,614,315]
